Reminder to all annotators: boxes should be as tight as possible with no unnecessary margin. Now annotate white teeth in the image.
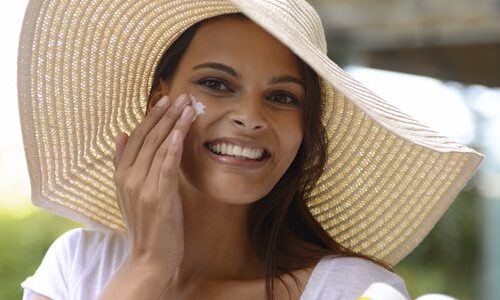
[208,143,265,160]
[234,145,242,156]
[242,148,251,158]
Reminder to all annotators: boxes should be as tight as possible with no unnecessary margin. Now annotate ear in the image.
[147,78,170,112]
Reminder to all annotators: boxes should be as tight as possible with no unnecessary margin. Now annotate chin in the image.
[179,154,283,205]
[207,187,266,205]
[180,170,275,205]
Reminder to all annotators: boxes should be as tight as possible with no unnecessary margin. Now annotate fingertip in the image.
[114,133,128,165]
[115,132,125,148]
[118,131,130,141]
[115,132,122,146]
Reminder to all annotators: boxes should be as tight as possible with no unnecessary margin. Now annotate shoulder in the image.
[55,227,125,245]
[301,256,409,300]
[21,228,127,299]
[32,227,127,273]
[57,227,128,268]
[320,256,398,279]
[56,227,126,250]
[46,228,125,260]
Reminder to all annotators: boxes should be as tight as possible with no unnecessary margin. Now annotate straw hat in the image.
[18,0,483,265]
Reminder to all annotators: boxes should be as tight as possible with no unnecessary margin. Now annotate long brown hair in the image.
[147,13,390,300]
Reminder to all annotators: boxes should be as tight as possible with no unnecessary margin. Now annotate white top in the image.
[21,228,410,300]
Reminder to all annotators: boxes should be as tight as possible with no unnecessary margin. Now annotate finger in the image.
[158,130,183,193]
[132,95,190,177]
[145,106,194,185]
[112,132,129,222]
[117,95,171,169]
[113,132,129,168]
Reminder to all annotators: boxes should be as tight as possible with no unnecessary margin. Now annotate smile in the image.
[206,143,266,160]
[204,138,271,169]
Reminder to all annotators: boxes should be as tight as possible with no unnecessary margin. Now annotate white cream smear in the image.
[188,93,206,121]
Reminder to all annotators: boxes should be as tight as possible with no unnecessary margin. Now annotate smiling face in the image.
[157,16,305,204]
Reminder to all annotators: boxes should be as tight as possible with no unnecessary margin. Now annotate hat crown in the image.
[233,0,327,54]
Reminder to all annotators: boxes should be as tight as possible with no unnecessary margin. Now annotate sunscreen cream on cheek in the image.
[188,93,206,121]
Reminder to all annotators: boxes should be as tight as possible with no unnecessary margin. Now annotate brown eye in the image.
[198,78,231,92]
[269,92,300,106]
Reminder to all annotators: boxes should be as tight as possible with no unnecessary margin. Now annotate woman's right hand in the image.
[112,93,194,285]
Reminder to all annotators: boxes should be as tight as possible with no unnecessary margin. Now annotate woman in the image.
[17,0,483,299]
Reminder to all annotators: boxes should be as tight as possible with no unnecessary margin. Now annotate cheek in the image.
[277,114,303,161]
[180,103,221,164]
[182,117,208,158]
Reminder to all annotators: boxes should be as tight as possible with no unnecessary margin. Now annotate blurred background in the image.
[1,0,499,299]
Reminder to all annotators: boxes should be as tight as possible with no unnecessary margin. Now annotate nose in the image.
[230,98,268,131]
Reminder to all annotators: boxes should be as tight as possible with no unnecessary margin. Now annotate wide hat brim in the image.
[18,0,483,265]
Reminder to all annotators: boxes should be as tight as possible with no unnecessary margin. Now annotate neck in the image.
[171,181,265,287]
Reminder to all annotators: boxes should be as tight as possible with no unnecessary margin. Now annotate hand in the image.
[113,93,194,277]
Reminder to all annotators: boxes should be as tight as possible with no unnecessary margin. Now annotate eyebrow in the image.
[192,62,305,88]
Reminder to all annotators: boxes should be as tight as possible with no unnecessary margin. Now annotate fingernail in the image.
[181,106,193,120]
[174,94,188,108]
[156,96,170,108]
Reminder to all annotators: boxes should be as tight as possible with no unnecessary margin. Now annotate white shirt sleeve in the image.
[20,228,127,300]
[300,256,410,300]
[21,228,82,299]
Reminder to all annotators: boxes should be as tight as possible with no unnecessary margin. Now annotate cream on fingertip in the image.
[188,93,206,121]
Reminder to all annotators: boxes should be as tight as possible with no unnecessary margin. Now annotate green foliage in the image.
[0,209,78,300]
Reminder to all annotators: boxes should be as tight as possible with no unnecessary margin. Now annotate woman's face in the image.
[163,16,305,204]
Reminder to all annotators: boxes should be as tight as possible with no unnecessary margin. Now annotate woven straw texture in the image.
[18,0,483,265]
